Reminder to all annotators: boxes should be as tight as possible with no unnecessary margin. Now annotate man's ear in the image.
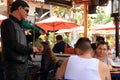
[75,48,81,55]
[18,6,23,10]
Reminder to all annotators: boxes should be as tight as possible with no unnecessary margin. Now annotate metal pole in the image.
[33,12,38,46]
[50,5,52,17]
[115,0,120,57]
[33,12,37,58]
[114,16,119,57]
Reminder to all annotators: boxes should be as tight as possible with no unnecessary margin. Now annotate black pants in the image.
[5,62,28,80]
[0,53,4,80]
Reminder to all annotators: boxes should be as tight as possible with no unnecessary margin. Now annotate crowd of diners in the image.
[32,35,114,80]
[0,0,116,80]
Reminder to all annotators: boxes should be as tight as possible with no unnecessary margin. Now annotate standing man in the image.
[1,0,39,80]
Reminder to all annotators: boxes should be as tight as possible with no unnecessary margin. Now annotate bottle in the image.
[115,56,119,63]
[59,52,63,54]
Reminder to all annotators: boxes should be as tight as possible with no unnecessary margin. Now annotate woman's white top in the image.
[64,55,101,80]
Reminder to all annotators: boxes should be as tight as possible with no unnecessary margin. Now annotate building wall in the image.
[27,1,50,16]
[0,0,7,16]
[0,0,51,16]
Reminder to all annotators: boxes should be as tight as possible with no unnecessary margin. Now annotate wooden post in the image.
[7,0,13,16]
[84,3,88,37]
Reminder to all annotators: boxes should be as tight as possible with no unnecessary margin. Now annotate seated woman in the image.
[94,41,113,65]
[34,42,56,80]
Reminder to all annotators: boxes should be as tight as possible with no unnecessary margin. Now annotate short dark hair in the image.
[10,0,29,13]
[56,35,63,40]
[75,37,91,51]
[96,36,104,42]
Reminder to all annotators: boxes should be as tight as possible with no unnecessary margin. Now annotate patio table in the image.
[110,67,120,80]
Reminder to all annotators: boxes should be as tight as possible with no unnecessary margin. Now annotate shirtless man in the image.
[56,37,111,80]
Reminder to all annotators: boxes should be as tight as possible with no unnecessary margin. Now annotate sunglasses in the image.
[23,7,29,13]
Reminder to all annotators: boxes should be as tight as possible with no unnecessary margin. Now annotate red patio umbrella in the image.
[35,16,79,31]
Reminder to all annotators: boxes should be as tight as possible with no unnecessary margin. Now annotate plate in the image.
[112,64,120,68]
[112,66,120,68]
[112,62,120,68]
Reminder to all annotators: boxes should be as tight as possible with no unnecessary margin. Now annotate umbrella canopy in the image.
[56,29,72,33]
[95,21,120,30]
[35,16,79,31]
[0,14,7,25]
[56,26,84,33]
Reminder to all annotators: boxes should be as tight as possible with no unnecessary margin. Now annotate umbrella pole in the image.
[114,17,119,57]
[32,29,36,58]
[53,24,55,45]
[53,26,55,45]
[33,12,37,58]
[54,32,55,45]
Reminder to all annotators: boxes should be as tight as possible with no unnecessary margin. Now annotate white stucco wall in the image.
[0,0,50,16]
[27,1,50,16]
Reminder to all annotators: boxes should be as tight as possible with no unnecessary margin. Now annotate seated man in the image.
[56,37,111,80]
[53,35,72,53]
[91,36,105,56]
[91,36,105,51]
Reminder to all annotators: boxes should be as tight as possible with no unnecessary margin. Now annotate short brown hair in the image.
[75,37,91,51]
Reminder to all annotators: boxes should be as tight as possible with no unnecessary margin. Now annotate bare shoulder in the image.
[99,61,111,80]
[99,61,108,69]
[55,58,69,80]
[59,58,69,71]
[99,61,110,74]
[62,59,69,65]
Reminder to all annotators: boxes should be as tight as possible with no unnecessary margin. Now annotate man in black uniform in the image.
[1,1,39,80]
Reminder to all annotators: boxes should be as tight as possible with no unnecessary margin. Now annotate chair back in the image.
[64,44,75,54]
